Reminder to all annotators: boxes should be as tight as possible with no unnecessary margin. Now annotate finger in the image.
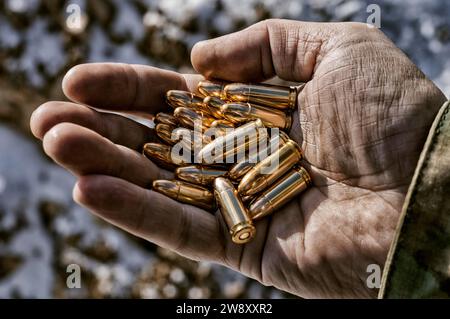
[43,123,171,187]
[73,174,226,262]
[31,101,156,150]
[62,63,203,113]
[191,19,341,82]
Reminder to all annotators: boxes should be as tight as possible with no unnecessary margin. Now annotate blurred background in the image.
[0,0,449,298]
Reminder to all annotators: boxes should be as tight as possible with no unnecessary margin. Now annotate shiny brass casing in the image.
[238,139,302,196]
[197,80,226,98]
[155,123,177,145]
[173,107,214,131]
[143,142,182,170]
[155,112,178,127]
[249,167,311,220]
[214,177,255,244]
[198,119,266,164]
[166,90,205,111]
[152,180,215,211]
[221,102,292,130]
[224,83,297,110]
[228,131,290,181]
[203,96,226,118]
[175,165,228,186]
[198,119,268,164]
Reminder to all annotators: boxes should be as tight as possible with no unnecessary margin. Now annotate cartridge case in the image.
[238,139,303,196]
[166,90,205,111]
[155,112,178,127]
[173,107,215,131]
[175,165,228,186]
[143,142,182,170]
[249,167,311,220]
[199,119,268,165]
[221,102,292,130]
[152,180,215,211]
[203,96,227,119]
[155,123,177,145]
[228,131,290,181]
[197,80,226,98]
[214,178,255,244]
[224,83,297,110]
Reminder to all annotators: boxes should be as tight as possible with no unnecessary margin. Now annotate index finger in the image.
[62,63,203,113]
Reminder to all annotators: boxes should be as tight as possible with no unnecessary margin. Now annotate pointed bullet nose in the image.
[152,180,179,195]
[197,80,226,98]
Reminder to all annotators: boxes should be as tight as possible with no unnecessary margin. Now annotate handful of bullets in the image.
[143,81,311,244]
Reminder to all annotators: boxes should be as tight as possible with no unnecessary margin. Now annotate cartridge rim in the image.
[231,222,256,244]
[295,166,312,186]
[288,86,298,110]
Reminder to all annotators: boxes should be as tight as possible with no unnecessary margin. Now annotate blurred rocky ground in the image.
[0,0,449,298]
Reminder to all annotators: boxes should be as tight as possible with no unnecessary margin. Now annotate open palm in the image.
[30,20,446,298]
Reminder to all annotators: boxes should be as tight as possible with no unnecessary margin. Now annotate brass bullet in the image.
[238,139,303,196]
[228,131,290,181]
[214,177,255,244]
[224,83,297,110]
[208,119,235,137]
[155,123,177,145]
[166,90,205,111]
[203,96,226,118]
[155,112,178,127]
[249,167,311,220]
[210,119,235,129]
[197,80,226,98]
[173,107,214,131]
[198,119,268,164]
[152,180,215,211]
[143,142,191,169]
[221,102,292,130]
[175,165,228,186]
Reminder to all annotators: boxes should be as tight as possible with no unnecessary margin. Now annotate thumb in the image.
[191,19,335,82]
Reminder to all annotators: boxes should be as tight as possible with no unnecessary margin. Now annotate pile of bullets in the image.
[143,81,311,244]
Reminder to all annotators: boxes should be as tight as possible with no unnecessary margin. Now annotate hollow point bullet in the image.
[175,165,228,186]
[152,180,215,211]
[224,83,297,110]
[197,80,226,98]
[155,112,178,127]
[228,131,290,181]
[221,102,292,130]
[214,177,255,244]
[249,167,311,220]
[238,139,303,196]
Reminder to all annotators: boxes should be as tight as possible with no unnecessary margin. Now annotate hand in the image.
[30,19,446,298]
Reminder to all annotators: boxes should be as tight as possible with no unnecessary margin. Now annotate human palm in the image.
[30,20,446,298]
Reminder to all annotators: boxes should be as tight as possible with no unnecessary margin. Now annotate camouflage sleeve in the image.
[379,100,450,298]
